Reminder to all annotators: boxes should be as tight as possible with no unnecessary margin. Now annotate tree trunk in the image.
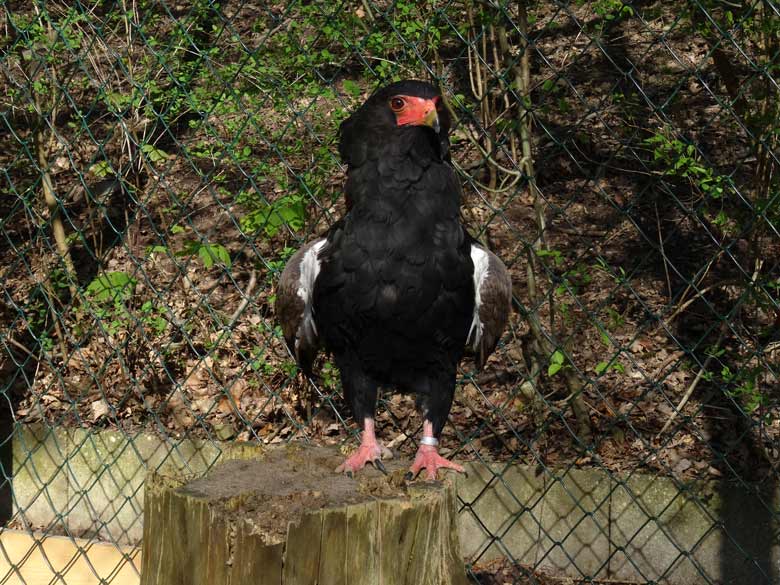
[140,444,468,585]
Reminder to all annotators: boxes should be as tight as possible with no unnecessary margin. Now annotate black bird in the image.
[276,80,511,479]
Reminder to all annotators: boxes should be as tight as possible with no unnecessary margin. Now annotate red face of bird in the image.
[388,94,441,134]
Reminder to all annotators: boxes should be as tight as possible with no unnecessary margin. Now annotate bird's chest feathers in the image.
[331,157,471,320]
[347,154,458,230]
[344,168,463,266]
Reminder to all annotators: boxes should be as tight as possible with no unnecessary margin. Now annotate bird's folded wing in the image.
[468,243,512,369]
[275,238,327,375]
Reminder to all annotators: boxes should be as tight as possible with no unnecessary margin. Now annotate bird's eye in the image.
[390,97,405,112]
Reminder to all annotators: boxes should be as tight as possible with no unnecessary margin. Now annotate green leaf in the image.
[198,243,231,269]
[141,143,170,163]
[146,244,169,255]
[90,161,114,178]
[548,350,566,376]
[594,361,608,375]
[85,271,137,302]
[241,195,307,236]
[148,316,167,333]
[343,79,362,98]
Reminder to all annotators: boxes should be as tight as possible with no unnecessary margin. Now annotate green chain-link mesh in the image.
[1,0,778,583]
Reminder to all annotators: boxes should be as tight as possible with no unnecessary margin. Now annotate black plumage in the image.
[277,80,511,478]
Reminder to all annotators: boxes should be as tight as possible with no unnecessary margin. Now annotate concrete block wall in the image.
[10,425,779,584]
[458,462,779,583]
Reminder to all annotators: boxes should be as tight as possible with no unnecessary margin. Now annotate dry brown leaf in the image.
[674,458,692,474]
[90,399,109,421]
[184,357,216,397]
[192,397,214,413]
[172,410,194,428]
[216,379,248,415]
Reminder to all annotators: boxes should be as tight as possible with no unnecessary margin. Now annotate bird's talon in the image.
[336,436,386,478]
[373,459,387,475]
[404,471,415,481]
[408,445,464,481]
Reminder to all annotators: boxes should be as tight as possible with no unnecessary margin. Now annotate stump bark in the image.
[140,444,468,585]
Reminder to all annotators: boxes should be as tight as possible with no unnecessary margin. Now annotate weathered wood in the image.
[318,504,347,585]
[140,444,467,585]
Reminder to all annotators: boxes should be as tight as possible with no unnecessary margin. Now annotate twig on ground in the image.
[658,324,728,436]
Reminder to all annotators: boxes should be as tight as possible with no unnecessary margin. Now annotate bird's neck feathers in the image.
[339,115,449,168]
[343,131,455,206]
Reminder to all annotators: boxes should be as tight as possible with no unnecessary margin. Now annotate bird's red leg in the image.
[335,418,387,476]
[407,421,464,480]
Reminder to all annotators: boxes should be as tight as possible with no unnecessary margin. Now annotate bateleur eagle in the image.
[276,80,511,479]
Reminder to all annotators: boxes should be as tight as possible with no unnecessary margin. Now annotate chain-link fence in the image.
[1,0,779,583]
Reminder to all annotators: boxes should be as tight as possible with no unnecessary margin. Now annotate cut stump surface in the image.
[140,444,467,585]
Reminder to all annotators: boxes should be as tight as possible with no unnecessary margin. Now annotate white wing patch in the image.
[468,244,490,350]
[296,239,326,304]
[295,239,326,347]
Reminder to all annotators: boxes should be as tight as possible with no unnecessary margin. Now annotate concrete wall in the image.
[12,424,223,544]
[11,425,779,584]
[457,462,778,584]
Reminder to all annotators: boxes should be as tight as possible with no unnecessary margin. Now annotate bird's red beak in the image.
[393,95,441,134]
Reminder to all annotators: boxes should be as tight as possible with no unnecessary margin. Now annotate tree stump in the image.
[140,444,468,585]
